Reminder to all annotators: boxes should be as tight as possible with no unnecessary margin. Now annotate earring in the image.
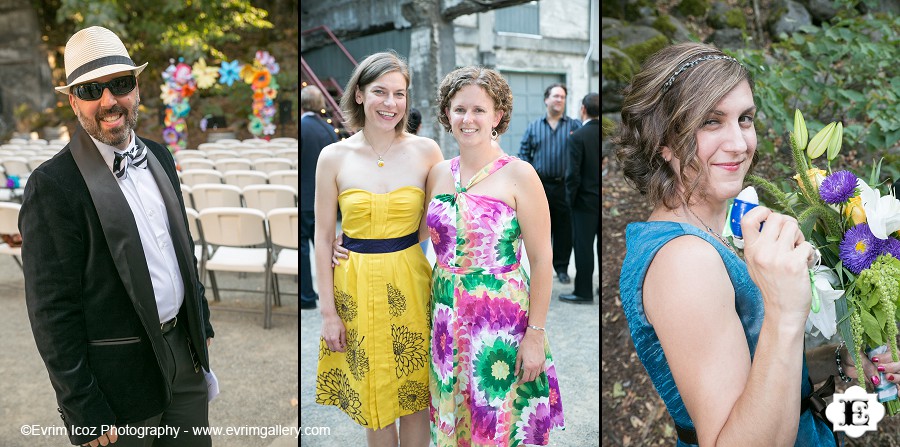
[491,129,499,141]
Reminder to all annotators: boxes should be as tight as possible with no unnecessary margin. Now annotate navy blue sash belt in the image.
[343,232,418,254]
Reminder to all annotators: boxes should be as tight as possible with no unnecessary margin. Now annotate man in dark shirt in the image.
[560,93,600,304]
[300,85,337,310]
[518,83,582,284]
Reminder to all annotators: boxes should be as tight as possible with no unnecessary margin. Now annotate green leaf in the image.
[860,309,884,346]
[612,381,625,398]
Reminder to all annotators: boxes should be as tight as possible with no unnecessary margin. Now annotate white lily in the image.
[857,178,900,240]
[805,265,844,339]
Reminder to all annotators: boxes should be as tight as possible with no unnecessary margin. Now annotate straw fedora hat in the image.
[54,26,148,95]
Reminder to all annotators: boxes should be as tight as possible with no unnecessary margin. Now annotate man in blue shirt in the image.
[518,83,582,284]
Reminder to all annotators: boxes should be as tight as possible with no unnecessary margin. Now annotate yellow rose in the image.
[844,195,866,226]
[793,168,827,195]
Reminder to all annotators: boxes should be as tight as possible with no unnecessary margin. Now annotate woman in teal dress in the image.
[614,42,876,446]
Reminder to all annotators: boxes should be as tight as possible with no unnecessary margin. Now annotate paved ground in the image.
[0,254,299,446]
[300,243,600,446]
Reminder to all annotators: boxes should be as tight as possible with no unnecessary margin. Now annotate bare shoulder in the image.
[651,235,725,280]
[404,133,443,160]
[645,235,731,320]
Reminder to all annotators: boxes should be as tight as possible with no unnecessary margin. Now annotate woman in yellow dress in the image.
[314,51,444,447]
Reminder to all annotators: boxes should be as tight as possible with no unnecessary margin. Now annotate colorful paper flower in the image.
[255,50,279,74]
[218,60,241,86]
[199,117,208,132]
[173,62,193,85]
[180,82,197,98]
[171,102,191,118]
[192,58,220,89]
[839,223,883,274]
[263,123,276,135]
[263,87,277,100]
[248,115,264,136]
[163,128,179,144]
[241,64,259,85]
[252,69,271,90]
[159,84,178,104]
[819,170,858,204]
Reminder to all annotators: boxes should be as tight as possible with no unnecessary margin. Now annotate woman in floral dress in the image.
[425,66,565,446]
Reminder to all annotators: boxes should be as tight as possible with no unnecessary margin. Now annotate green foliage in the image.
[851,254,900,361]
[731,15,900,159]
[652,15,677,38]
[675,0,710,18]
[620,34,669,66]
[724,9,747,31]
[601,46,638,83]
[602,116,617,138]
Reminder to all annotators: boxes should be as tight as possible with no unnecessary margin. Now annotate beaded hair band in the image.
[662,54,740,92]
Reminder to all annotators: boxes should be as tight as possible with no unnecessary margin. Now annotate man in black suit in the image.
[19,26,213,447]
[560,93,600,304]
[300,85,337,310]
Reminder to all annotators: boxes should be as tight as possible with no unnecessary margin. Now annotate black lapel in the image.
[69,125,161,327]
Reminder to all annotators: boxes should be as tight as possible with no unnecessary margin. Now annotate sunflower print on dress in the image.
[316,368,368,426]
[398,380,429,411]
[387,283,407,318]
[334,286,357,322]
[345,329,370,382]
[392,324,428,378]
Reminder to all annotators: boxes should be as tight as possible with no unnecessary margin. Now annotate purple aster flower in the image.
[819,170,858,204]
[431,308,453,377]
[882,237,900,261]
[471,403,498,443]
[839,223,883,274]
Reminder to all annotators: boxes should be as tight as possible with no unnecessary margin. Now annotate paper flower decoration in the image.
[199,117,208,132]
[192,58,219,89]
[251,70,271,90]
[255,50,279,74]
[163,128,179,144]
[173,62,193,85]
[180,82,197,99]
[160,85,178,104]
[248,116,264,136]
[171,102,191,118]
[263,123,276,136]
[219,60,241,86]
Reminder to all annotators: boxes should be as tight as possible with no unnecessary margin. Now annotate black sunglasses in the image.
[72,75,137,101]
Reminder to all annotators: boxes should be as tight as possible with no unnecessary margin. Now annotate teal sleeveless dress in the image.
[619,221,835,447]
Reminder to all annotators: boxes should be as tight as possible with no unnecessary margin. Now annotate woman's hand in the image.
[863,353,900,387]
[321,314,346,352]
[515,328,546,384]
[332,233,349,267]
[741,207,814,324]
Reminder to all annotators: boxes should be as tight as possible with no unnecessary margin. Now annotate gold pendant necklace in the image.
[686,206,737,254]
[362,131,395,168]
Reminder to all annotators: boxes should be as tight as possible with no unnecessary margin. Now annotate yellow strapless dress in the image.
[316,186,432,429]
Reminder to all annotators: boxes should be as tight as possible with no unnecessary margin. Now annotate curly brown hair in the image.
[436,66,512,134]
[339,51,410,135]
[613,42,753,210]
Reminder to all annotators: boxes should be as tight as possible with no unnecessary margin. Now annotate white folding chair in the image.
[242,138,268,145]
[48,138,69,146]
[273,148,298,163]
[180,184,194,209]
[267,170,298,193]
[198,207,273,328]
[253,158,293,174]
[191,184,243,210]
[242,184,297,213]
[174,150,206,163]
[223,170,269,189]
[267,207,298,307]
[178,158,215,171]
[215,138,242,147]
[28,156,51,171]
[180,169,223,187]
[185,207,207,282]
[214,158,253,173]
[197,143,228,152]
[1,157,31,182]
[7,138,28,145]
[205,150,240,162]
[270,137,298,145]
[238,149,274,160]
[0,202,23,270]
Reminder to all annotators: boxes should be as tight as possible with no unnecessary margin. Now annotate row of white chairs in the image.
[187,206,299,328]
[179,169,297,191]
[175,148,297,163]
[0,201,299,329]
[1,156,53,176]
[181,183,297,213]
[178,157,295,173]
[5,138,69,146]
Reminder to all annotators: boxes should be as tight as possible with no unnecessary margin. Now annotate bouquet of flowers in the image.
[748,110,900,412]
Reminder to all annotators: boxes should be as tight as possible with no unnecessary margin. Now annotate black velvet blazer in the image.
[19,125,213,445]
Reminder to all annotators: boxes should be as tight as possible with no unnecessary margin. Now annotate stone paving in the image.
[0,254,299,446]
[300,245,600,446]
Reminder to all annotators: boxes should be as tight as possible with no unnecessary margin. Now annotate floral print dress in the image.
[426,155,565,447]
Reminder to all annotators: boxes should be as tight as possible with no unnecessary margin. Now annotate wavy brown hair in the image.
[614,42,753,210]
[437,66,512,134]
[339,51,410,135]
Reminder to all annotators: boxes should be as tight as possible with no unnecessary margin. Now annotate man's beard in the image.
[75,98,140,148]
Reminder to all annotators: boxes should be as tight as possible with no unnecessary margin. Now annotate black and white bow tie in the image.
[113,143,147,179]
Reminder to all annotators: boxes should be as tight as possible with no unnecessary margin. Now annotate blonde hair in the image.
[614,42,752,209]
[339,51,410,134]
[300,85,325,113]
[436,66,512,134]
